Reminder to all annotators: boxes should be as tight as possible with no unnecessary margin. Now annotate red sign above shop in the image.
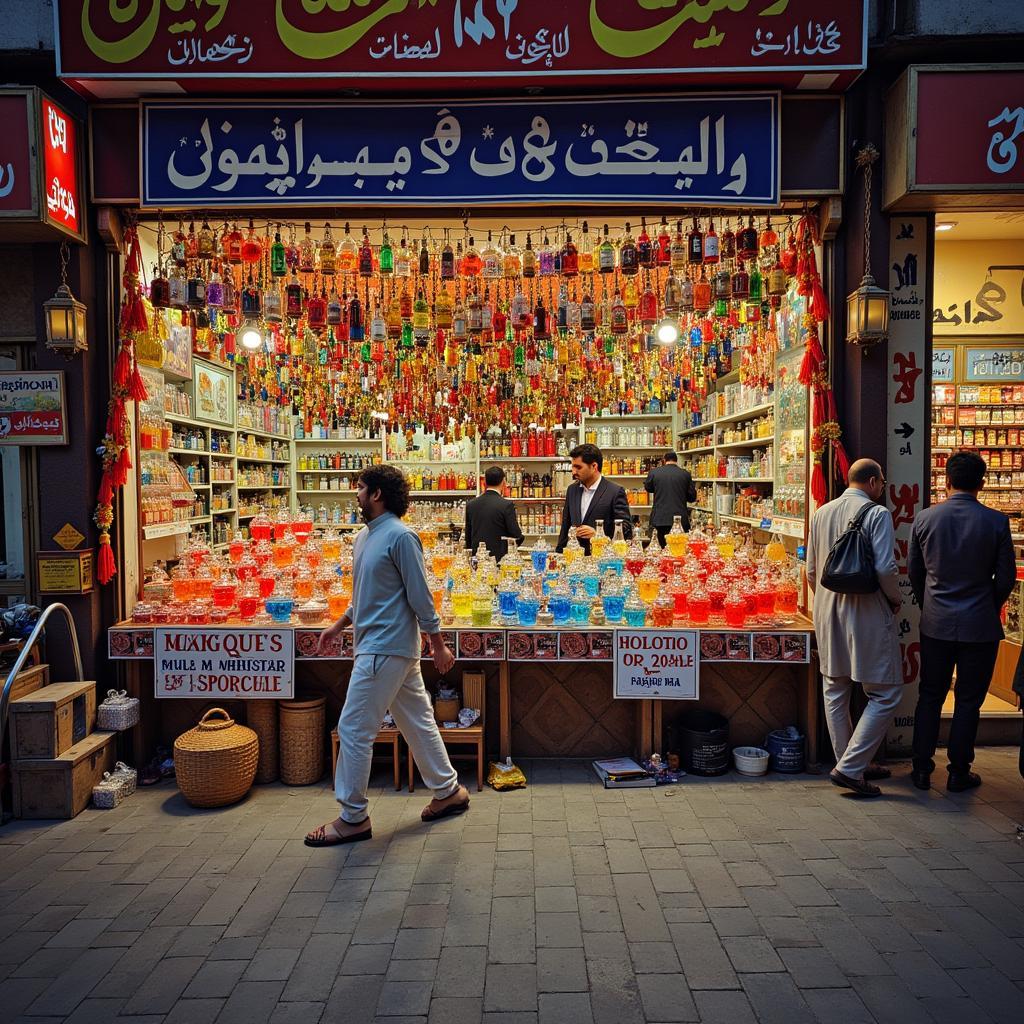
[0,93,35,216]
[41,97,80,236]
[884,65,1024,209]
[0,87,85,241]
[56,0,866,93]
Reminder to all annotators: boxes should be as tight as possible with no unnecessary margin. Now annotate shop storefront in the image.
[884,64,1024,747]
[48,1,868,786]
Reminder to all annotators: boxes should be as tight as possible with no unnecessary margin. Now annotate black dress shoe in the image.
[910,769,931,791]
[830,770,882,797]
[947,771,982,793]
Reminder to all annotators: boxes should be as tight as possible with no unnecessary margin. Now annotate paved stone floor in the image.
[1,749,1023,1024]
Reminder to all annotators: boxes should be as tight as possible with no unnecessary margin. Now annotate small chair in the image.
[330,727,402,791]
[407,670,486,793]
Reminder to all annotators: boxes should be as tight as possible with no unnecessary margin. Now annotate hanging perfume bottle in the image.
[358,226,374,277]
[521,234,536,278]
[319,223,336,277]
[285,271,303,319]
[240,219,262,264]
[579,221,594,274]
[687,216,703,265]
[379,231,394,275]
[270,227,287,277]
[441,236,456,280]
[619,223,639,276]
[338,222,357,274]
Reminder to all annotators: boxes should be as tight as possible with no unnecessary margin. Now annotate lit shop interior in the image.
[116,207,829,762]
[929,211,1024,725]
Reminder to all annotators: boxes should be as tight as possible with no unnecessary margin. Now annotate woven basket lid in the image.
[175,708,257,752]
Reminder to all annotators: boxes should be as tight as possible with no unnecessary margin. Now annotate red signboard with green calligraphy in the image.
[56,1,866,93]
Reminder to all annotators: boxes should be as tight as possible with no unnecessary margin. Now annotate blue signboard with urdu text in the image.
[141,94,779,208]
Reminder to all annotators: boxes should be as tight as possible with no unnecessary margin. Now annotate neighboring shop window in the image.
[0,350,30,603]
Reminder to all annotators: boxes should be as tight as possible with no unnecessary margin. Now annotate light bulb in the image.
[240,323,264,350]
[655,317,680,345]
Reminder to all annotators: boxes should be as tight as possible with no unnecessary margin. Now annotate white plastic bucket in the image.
[732,746,770,776]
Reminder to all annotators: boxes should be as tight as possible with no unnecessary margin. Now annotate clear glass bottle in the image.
[338,221,358,274]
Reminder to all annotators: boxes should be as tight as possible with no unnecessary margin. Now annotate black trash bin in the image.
[679,710,730,776]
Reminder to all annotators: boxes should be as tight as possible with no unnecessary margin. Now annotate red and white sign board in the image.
[614,629,698,700]
[885,216,930,752]
[0,87,84,241]
[41,96,79,236]
[0,371,68,446]
[154,627,295,699]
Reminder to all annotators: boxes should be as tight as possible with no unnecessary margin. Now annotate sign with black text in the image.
[614,630,698,700]
[154,627,295,699]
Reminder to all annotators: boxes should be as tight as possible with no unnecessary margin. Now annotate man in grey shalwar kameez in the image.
[807,459,902,797]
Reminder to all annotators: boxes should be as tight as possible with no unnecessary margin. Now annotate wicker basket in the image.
[174,708,259,808]
[279,697,326,785]
[247,701,280,783]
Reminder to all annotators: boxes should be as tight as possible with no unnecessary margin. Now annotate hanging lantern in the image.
[846,146,890,347]
[44,243,88,357]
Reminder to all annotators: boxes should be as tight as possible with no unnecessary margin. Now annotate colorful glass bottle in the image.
[319,223,336,276]
[619,222,639,276]
[270,228,287,277]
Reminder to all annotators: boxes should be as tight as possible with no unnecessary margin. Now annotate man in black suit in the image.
[644,451,698,547]
[909,451,1017,792]
[464,466,524,561]
[555,443,633,555]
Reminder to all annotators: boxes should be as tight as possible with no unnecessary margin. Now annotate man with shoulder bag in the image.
[807,459,902,797]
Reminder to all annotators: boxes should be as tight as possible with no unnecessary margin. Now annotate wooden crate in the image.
[461,671,485,714]
[12,730,116,819]
[9,681,96,760]
[7,663,49,704]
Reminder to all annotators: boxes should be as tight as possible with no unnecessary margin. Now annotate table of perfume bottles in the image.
[125,508,800,632]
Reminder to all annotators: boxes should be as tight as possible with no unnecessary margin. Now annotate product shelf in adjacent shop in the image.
[690,506,714,514]
[295,489,358,494]
[237,428,291,441]
[718,477,773,484]
[410,490,477,497]
[720,514,772,528]
[678,444,715,456]
[604,474,649,479]
[210,451,235,459]
[187,515,212,525]
[235,455,284,465]
[168,447,210,457]
[483,456,571,463]
[237,484,290,490]
[212,508,237,515]
[599,446,671,452]
[142,522,191,540]
[715,401,775,426]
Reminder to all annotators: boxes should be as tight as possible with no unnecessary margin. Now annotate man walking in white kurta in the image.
[306,465,469,846]
[807,459,902,797]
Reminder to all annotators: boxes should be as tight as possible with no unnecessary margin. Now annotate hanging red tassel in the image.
[131,297,148,333]
[810,278,831,323]
[834,442,851,483]
[111,401,127,439]
[113,347,132,388]
[799,348,818,386]
[811,461,827,504]
[98,472,113,505]
[96,533,117,585]
[129,364,149,402]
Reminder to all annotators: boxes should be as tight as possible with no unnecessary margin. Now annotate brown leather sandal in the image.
[421,788,470,822]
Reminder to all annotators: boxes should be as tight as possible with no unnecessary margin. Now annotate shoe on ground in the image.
[830,770,882,797]
[947,771,982,793]
[910,768,931,791]
[864,764,892,781]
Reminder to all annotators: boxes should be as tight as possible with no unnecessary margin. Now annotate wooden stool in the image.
[408,670,486,793]
[330,727,402,791]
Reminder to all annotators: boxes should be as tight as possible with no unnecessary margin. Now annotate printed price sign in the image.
[613,629,699,700]
[154,627,294,699]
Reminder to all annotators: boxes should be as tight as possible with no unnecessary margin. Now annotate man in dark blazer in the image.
[464,466,524,561]
[555,443,633,555]
[644,451,698,547]
[909,451,1017,792]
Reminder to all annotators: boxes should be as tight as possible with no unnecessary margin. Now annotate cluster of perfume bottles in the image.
[146,214,794,339]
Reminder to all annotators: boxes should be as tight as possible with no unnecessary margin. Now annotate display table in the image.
[108,619,819,769]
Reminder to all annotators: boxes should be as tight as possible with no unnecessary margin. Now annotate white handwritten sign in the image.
[154,627,294,699]
[614,630,698,700]
[0,370,68,446]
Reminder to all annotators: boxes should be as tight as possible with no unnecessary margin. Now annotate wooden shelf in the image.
[715,401,774,425]
[678,422,714,438]
[294,436,379,444]
[168,447,209,456]
[237,484,290,490]
[237,428,291,441]
[716,438,773,452]
[236,455,286,465]
[679,445,715,456]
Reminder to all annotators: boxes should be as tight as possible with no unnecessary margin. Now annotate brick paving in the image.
[1,749,1023,1024]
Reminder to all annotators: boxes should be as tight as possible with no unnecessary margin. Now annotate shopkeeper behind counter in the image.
[556,443,634,556]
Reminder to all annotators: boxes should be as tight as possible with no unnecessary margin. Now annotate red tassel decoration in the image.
[811,461,827,504]
[129,364,149,402]
[799,348,817,386]
[810,278,831,323]
[113,347,132,388]
[131,297,148,333]
[98,473,113,505]
[96,533,117,585]
[835,442,851,483]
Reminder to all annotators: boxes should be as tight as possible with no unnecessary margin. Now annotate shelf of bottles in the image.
[293,430,383,527]
[931,375,1024,534]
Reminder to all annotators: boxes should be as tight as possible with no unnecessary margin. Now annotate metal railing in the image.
[0,604,85,816]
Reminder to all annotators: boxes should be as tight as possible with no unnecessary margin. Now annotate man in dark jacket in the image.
[464,466,524,561]
[909,451,1017,792]
[644,451,698,547]
[555,443,633,555]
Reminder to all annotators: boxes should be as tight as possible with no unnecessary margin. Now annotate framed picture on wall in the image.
[192,358,234,427]
[162,312,193,380]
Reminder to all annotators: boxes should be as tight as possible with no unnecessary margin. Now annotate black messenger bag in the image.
[819,502,879,594]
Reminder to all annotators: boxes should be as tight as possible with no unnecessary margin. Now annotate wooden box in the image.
[7,663,49,704]
[434,697,460,724]
[9,681,96,760]
[12,730,116,819]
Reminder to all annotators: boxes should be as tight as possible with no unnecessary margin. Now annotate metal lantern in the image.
[846,144,889,348]
[846,273,890,347]
[44,281,88,356]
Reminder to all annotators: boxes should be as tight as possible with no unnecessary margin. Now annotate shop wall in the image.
[934,240,1024,337]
